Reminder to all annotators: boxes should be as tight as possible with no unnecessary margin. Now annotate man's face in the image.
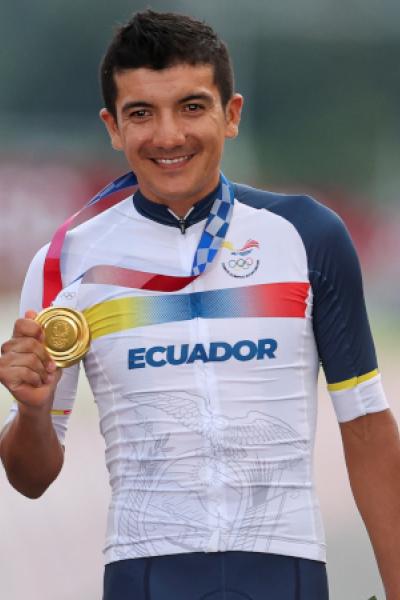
[100,63,243,215]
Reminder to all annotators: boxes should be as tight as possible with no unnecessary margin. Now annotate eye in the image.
[183,103,204,113]
[129,109,151,119]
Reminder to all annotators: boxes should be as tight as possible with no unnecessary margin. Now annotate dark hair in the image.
[100,10,234,117]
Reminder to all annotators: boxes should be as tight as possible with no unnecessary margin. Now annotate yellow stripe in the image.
[51,410,71,416]
[83,297,146,341]
[327,369,379,392]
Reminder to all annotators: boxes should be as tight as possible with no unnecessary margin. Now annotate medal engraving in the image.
[35,307,91,368]
[46,319,77,351]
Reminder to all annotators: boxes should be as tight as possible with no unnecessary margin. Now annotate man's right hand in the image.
[0,310,62,414]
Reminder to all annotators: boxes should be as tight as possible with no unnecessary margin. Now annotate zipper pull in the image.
[178,218,187,234]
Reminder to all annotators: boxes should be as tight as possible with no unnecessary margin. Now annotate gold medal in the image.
[35,307,91,368]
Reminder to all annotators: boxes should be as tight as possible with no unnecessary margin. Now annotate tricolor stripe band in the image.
[83,282,310,341]
[327,369,379,392]
[51,409,72,416]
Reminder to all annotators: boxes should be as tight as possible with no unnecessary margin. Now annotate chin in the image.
[156,182,197,200]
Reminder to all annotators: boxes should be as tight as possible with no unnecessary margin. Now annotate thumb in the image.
[25,310,38,320]
[24,310,44,342]
[47,367,63,388]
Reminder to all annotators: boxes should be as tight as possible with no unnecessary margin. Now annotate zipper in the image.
[178,217,187,234]
[167,207,194,235]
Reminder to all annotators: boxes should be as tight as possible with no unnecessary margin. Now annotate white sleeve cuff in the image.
[329,374,389,423]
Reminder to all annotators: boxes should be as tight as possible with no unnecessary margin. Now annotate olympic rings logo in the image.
[228,257,254,269]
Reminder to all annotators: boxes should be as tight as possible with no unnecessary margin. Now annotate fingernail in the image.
[47,361,56,373]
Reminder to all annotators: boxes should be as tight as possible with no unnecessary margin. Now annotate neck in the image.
[139,181,221,215]
[160,201,195,218]
[133,181,222,231]
[139,175,222,218]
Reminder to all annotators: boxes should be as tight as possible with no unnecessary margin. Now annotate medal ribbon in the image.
[42,172,138,308]
[42,172,234,307]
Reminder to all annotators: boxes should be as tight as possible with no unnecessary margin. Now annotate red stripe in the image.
[82,265,197,292]
[42,211,81,308]
[240,239,259,251]
[258,282,309,317]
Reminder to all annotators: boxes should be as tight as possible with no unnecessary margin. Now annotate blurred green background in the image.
[0,1,399,598]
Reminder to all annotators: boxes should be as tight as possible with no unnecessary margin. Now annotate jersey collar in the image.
[132,180,221,230]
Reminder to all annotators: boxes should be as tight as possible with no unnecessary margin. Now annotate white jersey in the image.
[7,181,388,564]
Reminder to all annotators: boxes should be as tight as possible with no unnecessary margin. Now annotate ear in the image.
[224,94,244,139]
[99,108,123,151]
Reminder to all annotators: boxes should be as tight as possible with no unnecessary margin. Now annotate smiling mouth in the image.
[151,154,194,167]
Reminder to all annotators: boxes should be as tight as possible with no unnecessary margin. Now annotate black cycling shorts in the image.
[103,551,329,599]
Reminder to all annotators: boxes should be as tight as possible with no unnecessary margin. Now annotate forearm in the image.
[341,410,400,599]
[0,405,64,498]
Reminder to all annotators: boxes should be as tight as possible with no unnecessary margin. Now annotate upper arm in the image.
[340,409,400,493]
[340,409,399,450]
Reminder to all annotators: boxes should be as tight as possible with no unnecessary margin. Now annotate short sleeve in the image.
[3,246,80,444]
[310,210,388,422]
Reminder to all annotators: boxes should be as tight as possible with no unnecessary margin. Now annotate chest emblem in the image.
[221,239,260,278]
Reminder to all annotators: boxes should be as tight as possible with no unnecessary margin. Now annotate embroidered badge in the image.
[221,239,260,278]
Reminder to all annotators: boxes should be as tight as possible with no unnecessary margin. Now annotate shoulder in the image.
[20,196,135,309]
[233,182,352,254]
[64,196,134,248]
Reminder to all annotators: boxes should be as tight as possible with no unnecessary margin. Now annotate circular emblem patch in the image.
[221,239,260,279]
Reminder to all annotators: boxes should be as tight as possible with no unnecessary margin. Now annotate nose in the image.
[152,113,186,149]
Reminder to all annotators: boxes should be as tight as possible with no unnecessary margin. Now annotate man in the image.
[0,10,399,600]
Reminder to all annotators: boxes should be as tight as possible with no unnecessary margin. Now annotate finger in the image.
[4,353,51,385]
[8,366,46,390]
[47,368,62,387]
[13,317,43,341]
[2,338,54,372]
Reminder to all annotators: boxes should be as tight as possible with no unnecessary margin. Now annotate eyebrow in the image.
[179,93,214,104]
[120,92,214,115]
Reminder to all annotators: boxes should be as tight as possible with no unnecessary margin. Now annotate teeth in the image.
[155,156,189,165]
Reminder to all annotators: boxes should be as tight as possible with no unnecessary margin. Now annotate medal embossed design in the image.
[35,307,90,368]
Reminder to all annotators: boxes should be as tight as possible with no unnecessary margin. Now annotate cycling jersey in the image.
[6,180,388,565]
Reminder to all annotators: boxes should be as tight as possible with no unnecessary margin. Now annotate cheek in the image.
[205,129,226,157]
[124,137,149,160]
[121,125,152,152]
